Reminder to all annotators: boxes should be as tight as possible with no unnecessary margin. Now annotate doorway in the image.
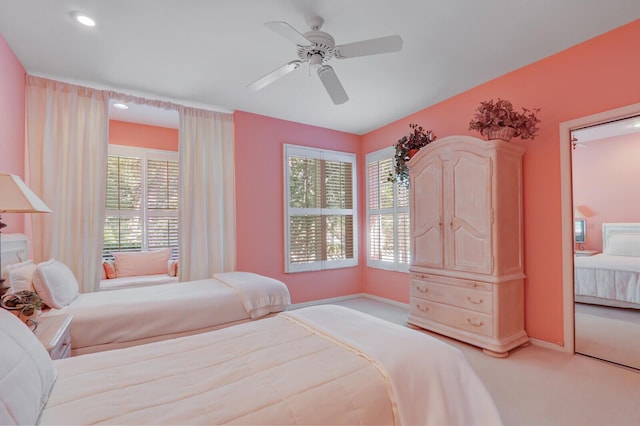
[570,116,640,369]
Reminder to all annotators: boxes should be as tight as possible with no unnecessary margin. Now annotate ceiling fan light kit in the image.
[247,16,402,105]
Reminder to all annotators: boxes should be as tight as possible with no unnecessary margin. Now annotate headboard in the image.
[602,223,640,256]
[0,233,29,271]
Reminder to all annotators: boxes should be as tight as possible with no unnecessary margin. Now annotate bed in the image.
[574,223,640,309]
[1,234,291,355]
[0,304,502,425]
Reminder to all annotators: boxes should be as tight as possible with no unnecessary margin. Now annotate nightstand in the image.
[575,250,599,257]
[34,314,73,360]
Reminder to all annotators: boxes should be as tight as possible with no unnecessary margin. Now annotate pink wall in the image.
[109,120,178,151]
[234,111,363,303]
[0,34,26,233]
[572,132,640,251]
[362,20,640,345]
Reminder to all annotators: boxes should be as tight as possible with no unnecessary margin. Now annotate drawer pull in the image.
[417,304,429,313]
[467,296,484,305]
[415,285,429,294]
[467,318,484,327]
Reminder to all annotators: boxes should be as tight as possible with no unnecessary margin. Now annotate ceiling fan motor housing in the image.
[298,31,335,64]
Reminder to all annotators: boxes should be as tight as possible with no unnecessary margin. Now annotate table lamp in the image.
[0,173,51,293]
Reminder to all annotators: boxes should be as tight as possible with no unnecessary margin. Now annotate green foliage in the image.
[389,123,437,185]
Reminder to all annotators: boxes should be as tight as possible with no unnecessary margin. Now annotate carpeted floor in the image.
[575,302,640,370]
[303,295,640,426]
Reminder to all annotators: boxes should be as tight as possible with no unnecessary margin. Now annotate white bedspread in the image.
[39,305,501,425]
[213,271,290,319]
[41,273,290,352]
[575,254,640,304]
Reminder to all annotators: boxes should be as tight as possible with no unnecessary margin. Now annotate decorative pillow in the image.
[113,248,172,278]
[0,308,57,425]
[606,235,640,257]
[100,261,107,280]
[103,260,116,279]
[5,259,37,293]
[168,259,179,277]
[32,259,80,309]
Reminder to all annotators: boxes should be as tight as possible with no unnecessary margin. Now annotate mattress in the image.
[41,272,290,354]
[574,254,640,306]
[39,305,502,425]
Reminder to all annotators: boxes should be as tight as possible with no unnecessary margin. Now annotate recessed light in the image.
[74,13,96,27]
[113,103,129,110]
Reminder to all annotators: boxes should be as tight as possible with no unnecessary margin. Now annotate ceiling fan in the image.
[247,16,403,105]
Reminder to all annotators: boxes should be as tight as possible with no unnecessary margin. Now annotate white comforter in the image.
[39,305,501,425]
[41,272,291,353]
[575,254,640,304]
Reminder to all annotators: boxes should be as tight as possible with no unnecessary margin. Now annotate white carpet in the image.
[575,302,640,370]
[309,296,640,426]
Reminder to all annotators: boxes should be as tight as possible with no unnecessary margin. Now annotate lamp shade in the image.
[0,174,51,213]
[574,207,587,219]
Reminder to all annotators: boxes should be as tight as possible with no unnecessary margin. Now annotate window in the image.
[284,144,357,272]
[103,145,179,258]
[366,147,410,271]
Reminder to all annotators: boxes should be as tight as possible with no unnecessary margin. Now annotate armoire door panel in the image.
[414,229,443,267]
[411,157,443,268]
[445,152,492,273]
[450,226,492,273]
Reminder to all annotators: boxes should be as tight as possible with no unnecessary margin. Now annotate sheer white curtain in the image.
[25,76,109,293]
[179,107,235,281]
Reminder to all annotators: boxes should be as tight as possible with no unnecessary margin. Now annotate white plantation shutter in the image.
[103,145,179,259]
[366,148,410,271]
[104,155,143,254]
[147,159,179,257]
[284,145,357,272]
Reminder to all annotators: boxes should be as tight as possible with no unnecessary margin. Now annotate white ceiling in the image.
[2,0,640,134]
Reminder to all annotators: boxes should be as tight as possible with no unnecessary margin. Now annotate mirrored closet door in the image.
[571,115,640,370]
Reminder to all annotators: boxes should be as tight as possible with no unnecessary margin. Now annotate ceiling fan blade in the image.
[264,21,311,46]
[246,60,302,91]
[335,35,403,59]
[317,65,349,105]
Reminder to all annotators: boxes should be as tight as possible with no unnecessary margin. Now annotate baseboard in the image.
[360,293,410,309]
[289,293,410,310]
[289,294,363,310]
[529,337,569,353]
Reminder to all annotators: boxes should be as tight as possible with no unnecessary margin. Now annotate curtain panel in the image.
[25,76,109,293]
[179,108,235,281]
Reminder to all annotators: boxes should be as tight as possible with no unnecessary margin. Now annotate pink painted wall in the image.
[109,120,178,151]
[0,34,26,233]
[572,132,640,251]
[234,111,363,303]
[362,19,640,345]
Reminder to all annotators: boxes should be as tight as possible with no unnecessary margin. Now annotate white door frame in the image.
[559,102,640,353]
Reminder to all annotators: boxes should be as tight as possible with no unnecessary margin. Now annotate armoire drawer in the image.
[410,272,493,291]
[411,279,493,314]
[410,298,494,337]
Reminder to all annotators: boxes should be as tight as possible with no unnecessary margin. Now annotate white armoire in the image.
[407,135,529,357]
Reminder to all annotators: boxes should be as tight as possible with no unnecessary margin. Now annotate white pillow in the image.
[5,260,37,293]
[605,235,640,257]
[113,248,172,278]
[32,259,80,309]
[0,308,57,425]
